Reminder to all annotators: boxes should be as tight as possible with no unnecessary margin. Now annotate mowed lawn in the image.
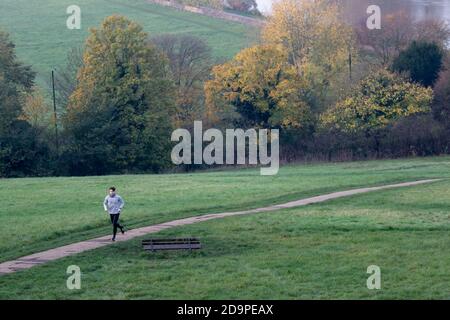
[0,0,257,85]
[0,163,449,299]
[0,157,450,261]
[1,157,450,264]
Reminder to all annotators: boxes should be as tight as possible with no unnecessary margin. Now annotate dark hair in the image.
[109,187,116,191]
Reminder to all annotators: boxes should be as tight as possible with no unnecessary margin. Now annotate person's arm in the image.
[103,196,108,212]
[118,196,125,212]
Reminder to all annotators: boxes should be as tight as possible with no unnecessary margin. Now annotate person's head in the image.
[109,187,116,197]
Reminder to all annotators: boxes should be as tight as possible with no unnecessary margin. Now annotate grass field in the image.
[0,0,257,86]
[0,157,450,299]
[1,156,449,264]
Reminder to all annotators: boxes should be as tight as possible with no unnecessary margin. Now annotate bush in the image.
[432,65,450,128]
[392,41,444,87]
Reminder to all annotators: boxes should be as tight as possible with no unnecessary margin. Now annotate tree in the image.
[259,0,357,114]
[356,12,450,66]
[64,15,176,175]
[432,65,450,128]
[0,31,35,132]
[151,34,214,127]
[51,46,84,109]
[392,41,444,87]
[0,31,51,177]
[321,69,433,136]
[262,0,355,84]
[356,11,414,66]
[19,88,52,129]
[205,44,312,129]
[414,19,450,49]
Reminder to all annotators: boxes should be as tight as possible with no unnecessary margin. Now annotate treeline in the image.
[205,0,450,162]
[0,16,215,177]
[1,0,450,177]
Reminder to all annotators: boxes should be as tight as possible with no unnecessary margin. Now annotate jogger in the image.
[103,186,125,241]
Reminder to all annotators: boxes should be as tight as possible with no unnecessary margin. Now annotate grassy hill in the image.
[0,157,449,298]
[0,0,257,86]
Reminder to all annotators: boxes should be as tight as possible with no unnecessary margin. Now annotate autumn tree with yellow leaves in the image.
[321,69,433,135]
[19,88,52,129]
[263,0,355,78]
[205,44,312,128]
[205,0,356,130]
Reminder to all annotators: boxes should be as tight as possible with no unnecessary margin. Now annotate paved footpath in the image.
[0,179,440,275]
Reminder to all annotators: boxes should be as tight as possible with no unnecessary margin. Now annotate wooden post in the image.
[51,70,60,155]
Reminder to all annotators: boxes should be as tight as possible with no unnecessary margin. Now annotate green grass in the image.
[0,156,450,263]
[0,165,449,299]
[0,0,257,86]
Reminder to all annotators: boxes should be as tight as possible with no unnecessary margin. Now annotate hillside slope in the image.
[0,0,257,85]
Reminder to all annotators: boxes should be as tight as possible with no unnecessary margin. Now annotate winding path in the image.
[0,179,440,275]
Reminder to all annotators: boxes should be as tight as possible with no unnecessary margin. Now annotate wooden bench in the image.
[142,238,201,251]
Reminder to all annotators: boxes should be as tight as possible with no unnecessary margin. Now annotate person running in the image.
[103,186,125,241]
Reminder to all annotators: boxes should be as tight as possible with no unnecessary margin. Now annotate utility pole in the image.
[348,45,352,81]
[51,70,60,155]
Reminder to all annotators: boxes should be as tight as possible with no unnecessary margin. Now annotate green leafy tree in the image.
[0,31,50,177]
[64,16,175,175]
[0,31,35,132]
[392,41,444,87]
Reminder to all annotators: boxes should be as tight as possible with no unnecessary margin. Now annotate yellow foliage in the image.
[263,0,356,79]
[321,69,433,133]
[205,0,357,129]
[205,44,311,128]
[19,88,52,128]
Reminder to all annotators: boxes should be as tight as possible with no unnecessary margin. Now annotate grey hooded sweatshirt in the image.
[103,195,125,214]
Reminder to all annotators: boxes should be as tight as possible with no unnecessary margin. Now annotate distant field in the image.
[0,158,449,299]
[0,0,257,86]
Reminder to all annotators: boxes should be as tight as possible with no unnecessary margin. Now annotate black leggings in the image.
[110,214,123,237]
